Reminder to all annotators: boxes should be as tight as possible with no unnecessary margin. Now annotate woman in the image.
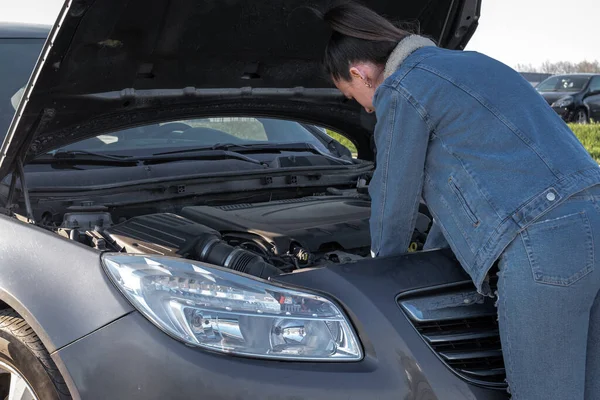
[317,2,600,399]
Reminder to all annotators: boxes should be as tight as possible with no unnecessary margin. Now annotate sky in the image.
[1,0,598,69]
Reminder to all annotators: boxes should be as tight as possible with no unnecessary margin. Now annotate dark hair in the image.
[314,2,411,82]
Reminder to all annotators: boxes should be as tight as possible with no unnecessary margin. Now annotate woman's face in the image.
[334,77,377,114]
[333,64,383,114]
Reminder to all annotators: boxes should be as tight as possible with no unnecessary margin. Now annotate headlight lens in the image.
[552,96,574,108]
[102,254,362,361]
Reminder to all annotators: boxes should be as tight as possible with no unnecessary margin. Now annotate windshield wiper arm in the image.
[156,142,344,159]
[148,148,266,166]
[153,142,324,156]
[214,142,321,153]
[153,144,247,156]
[34,149,265,167]
[152,143,353,165]
[31,150,139,166]
[52,150,134,161]
[211,143,353,164]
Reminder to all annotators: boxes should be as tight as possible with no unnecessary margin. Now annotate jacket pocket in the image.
[448,178,479,226]
[522,211,594,286]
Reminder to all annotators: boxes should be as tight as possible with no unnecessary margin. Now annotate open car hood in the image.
[0,0,480,177]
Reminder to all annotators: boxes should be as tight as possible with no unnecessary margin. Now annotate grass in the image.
[326,130,358,155]
[328,124,600,162]
[569,123,600,162]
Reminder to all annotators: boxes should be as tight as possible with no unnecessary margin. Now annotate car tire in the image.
[575,108,589,124]
[0,309,71,400]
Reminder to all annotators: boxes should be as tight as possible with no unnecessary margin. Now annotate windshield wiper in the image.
[154,142,321,155]
[217,143,354,164]
[31,150,139,166]
[53,150,134,161]
[153,143,352,164]
[32,149,266,168]
[145,149,266,167]
[214,142,326,154]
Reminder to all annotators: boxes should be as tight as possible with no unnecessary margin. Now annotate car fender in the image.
[579,98,591,113]
[0,213,133,353]
[582,97,595,113]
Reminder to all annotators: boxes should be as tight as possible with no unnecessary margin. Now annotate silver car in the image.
[0,1,507,399]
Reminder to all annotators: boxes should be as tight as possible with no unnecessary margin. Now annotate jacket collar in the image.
[383,35,437,79]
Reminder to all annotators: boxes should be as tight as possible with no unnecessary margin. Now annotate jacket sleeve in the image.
[369,85,431,257]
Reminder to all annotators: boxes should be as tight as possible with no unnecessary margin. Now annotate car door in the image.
[584,76,600,122]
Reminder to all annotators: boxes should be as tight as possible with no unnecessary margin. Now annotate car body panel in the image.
[0,214,133,353]
[584,76,600,121]
[537,73,600,122]
[0,23,50,39]
[540,91,575,105]
[0,0,481,177]
[550,105,572,121]
[54,250,507,400]
[0,4,502,399]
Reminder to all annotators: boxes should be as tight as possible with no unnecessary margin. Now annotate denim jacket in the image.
[370,36,600,294]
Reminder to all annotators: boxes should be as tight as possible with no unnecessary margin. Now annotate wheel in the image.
[575,108,589,124]
[0,310,70,400]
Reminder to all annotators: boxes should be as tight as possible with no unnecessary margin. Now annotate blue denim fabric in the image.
[496,186,600,399]
[422,219,449,250]
[370,46,600,294]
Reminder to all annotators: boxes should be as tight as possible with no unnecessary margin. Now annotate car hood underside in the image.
[0,0,480,178]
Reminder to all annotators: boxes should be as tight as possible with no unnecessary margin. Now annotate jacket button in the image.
[546,192,556,201]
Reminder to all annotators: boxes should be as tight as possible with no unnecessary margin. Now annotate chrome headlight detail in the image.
[102,254,362,361]
[552,96,574,108]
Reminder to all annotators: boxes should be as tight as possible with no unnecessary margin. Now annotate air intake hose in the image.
[194,234,281,279]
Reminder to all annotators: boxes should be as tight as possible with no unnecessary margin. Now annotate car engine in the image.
[56,196,431,277]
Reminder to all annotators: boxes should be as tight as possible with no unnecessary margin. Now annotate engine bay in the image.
[52,195,432,276]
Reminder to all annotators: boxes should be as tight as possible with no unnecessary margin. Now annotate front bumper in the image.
[551,105,574,121]
[54,251,509,400]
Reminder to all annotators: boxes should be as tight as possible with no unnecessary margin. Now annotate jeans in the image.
[497,185,600,399]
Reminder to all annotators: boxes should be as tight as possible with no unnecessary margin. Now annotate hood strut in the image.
[16,159,34,223]
[5,159,35,224]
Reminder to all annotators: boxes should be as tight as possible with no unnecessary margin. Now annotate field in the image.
[326,130,357,155]
[328,123,600,162]
[569,123,600,162]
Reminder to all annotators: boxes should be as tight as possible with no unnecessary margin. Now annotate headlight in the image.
[102,254,362,361]
[552,96,574,108]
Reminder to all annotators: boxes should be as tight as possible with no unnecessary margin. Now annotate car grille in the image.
[398,281,507,389]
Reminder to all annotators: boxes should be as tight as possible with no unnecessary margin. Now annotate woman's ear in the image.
[350,63,385,88]
[349,66,365,82]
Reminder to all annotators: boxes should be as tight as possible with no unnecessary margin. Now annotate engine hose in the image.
[194,234,281,279]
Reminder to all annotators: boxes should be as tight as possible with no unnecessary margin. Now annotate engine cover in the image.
[104,213,218,257]
[180,197,372,255]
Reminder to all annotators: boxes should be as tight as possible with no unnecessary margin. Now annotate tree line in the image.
[516,60,600,74]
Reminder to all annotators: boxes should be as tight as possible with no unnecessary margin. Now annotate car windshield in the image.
[536,76,590,92]
[50,117,348,158]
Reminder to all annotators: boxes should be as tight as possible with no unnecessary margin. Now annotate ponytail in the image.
[314,2,412,81]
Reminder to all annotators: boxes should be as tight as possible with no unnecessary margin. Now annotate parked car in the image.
[519,72,552,86]
[536,73,600,123]
[0,23,46,140]
[0,1,509,399]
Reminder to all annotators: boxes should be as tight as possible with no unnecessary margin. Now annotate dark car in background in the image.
[536,73,600,123]
[0,1,512,400]
[0,23,46,138]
